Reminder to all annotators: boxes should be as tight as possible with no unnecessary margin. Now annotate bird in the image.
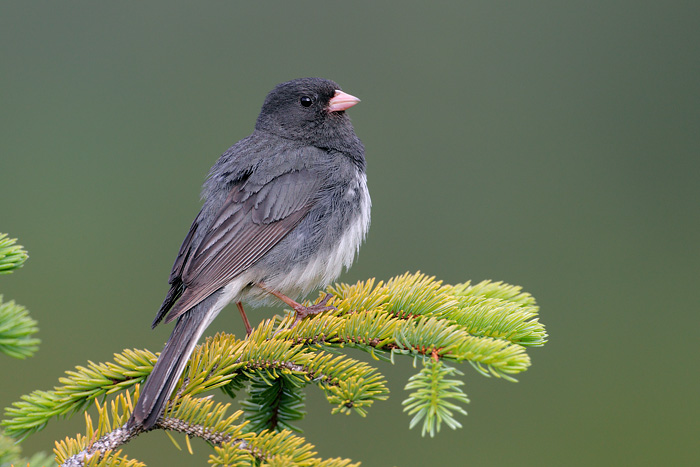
[127,77,370,430]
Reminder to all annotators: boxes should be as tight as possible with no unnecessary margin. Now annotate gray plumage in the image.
[128,78,370,430]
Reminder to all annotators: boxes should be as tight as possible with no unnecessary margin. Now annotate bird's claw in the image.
[291,293,336,327]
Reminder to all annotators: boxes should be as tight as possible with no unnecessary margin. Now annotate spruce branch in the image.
[0,233,28,274]
[54,391,355,467]
[0,233,40,359]
[3,330,389,439]
[54,390,249,466]
[0,233,52,465]
[2,348,156,440]
[402,360,470,437]
[445,280,547,346]
[0,296,41,359]
[2,271,548,465]
[240,374,307,433]
[450,279,537,306]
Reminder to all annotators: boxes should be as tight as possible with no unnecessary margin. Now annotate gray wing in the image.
[159,169,321,324]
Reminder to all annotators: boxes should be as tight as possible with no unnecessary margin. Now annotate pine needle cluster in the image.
[2,272,547,466]
[0,233,39,359]
[0,233,50,466]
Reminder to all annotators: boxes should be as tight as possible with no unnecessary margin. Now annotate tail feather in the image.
[152,280,185,329]
[129,297,221,430]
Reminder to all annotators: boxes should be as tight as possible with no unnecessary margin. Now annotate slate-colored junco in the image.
[128,78,370,430]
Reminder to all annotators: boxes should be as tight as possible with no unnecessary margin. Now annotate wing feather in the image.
[160,169,320,324]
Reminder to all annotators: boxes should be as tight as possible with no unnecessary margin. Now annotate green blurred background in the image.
[2,2,698,466]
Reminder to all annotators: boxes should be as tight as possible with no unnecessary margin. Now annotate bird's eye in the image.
[300,96,313,107]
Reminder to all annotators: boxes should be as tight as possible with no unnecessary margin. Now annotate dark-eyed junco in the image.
[128,78,370,430]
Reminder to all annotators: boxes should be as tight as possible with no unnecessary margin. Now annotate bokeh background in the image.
[2,2,698,466]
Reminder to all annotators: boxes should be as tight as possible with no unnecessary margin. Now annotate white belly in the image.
[268,173,370,298]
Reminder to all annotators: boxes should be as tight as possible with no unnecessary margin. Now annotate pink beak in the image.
[327,90,361,112]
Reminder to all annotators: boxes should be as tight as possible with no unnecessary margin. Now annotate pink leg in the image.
[236,301,253,336]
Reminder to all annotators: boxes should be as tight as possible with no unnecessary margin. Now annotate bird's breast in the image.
[251,170,370,302]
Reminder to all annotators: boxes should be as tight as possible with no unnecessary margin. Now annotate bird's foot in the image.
[291,293,336,327]
[257,282,337,329]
